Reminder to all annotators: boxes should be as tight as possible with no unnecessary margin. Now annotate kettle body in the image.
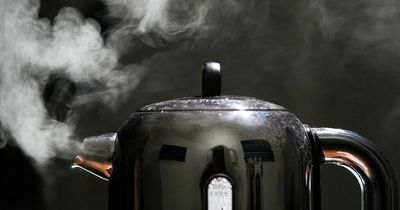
[112,98,312,210]
[73,62,397,210]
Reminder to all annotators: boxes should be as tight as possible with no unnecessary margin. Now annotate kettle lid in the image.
[138,62,286,112]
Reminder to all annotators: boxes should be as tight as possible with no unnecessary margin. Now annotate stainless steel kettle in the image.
[73,62,397,210]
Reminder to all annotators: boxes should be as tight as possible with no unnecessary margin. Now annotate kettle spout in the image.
[72,133,116,181]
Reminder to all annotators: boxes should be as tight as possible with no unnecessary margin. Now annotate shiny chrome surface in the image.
[72,133,117,181]
[313,128,398,210]
[109,110,313,210]
[72,62,397,210]
[73,116,398,210]
[138,96,285,112]
[72,155,113,181]
[202,62,221,97]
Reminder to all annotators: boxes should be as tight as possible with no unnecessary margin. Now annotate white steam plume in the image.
[0,0,247,164]
[0,0,143,164]
[105,0,256,49]
[0,0,256,164]
[5,0,397,165]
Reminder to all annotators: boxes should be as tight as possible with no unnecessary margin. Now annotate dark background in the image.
[1,0,400,210]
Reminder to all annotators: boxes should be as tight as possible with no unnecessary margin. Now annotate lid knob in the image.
[202,62,221,97]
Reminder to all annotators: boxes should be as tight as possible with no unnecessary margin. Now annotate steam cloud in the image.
[0,0,251,164]
[1,0,400,166]
[105,0,252,48]
[0,0,139,164]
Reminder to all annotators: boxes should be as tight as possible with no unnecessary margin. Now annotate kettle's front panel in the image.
[110,110,313,210]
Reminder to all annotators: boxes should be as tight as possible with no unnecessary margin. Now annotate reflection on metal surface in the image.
[324,149,372,179]
[242,139,274,210]
[72,133,116,181]
[72,155,113,181]
[133,160,141,210]
[314,127,398,210]
[159,144,187,161]
[241,140,275,162]
[101,110,315,210]
[247,157,263,210]
[207,176,233,210]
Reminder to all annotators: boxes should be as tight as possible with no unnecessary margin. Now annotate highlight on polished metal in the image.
[207,176,233,210]
[71,62,397,210]
[72,133,116,181]
[313,128,398,210]
[72,155,113,181]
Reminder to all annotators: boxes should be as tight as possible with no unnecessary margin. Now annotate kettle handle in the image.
[311,127,397,210]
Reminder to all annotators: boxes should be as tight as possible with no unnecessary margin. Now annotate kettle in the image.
[73,62,397,210]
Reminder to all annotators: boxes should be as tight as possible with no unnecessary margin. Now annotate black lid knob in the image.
[202,62,221,97]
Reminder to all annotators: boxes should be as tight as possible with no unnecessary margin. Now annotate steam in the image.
[105,0,256,49]
[106,0,210,47]
[308,0,400,46]
[2,0,400,166]
[0,0,141,164]
[0,0,253,164]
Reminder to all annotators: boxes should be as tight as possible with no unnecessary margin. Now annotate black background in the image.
[1,0,400,209]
